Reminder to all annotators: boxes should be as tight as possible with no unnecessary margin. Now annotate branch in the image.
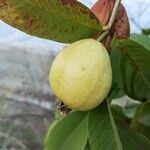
[97,0,122,42]
[108,0,122,29]
[97,30,109,42]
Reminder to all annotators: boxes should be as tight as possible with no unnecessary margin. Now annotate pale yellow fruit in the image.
[49,39,112,111]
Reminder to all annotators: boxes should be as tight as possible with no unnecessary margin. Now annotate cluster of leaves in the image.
[1,0,150,150]
[44,33,150,150]
[142,28,150,36]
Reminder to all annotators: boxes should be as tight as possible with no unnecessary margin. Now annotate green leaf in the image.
[88,101,150,150]
[117,119,150,150]
[142,28,150,35]
[108,85,125,102]
[111,105,131,124]
[111,39,150,101]
[131,102,150,140]
[0,0,102,43]
[45,101,150,150]
[84,140,91,150]
[130,34,150,50]
[88,101,123,150]
[44,111,88,150]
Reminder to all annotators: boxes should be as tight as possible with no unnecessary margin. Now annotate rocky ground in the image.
[0,44,56,150]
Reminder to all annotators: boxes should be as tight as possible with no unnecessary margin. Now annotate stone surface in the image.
[0,45,55,149]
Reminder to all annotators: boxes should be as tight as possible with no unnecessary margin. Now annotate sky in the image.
[0,0,150,53]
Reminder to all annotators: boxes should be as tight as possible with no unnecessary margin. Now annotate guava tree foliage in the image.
[0,0,150,150]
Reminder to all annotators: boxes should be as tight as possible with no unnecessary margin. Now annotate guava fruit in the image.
[49,39,112,111]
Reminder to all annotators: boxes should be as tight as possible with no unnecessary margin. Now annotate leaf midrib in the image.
[118,124,148,150]
[117,40,150,90]
[10,0,101,31]
[107,100,123,150]
[125,50,150,90]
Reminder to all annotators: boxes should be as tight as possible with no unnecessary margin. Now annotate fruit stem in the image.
[97,30,109,42]
[102,26,109,31]
[107,0,121,29]
[97,0,121,42]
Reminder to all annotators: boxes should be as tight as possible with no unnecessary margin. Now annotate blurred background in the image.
[0,0,150,149]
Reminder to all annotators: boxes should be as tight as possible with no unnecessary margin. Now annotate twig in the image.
[97,30,109,42]
[97,0,122,42]
[108,0,122,29]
